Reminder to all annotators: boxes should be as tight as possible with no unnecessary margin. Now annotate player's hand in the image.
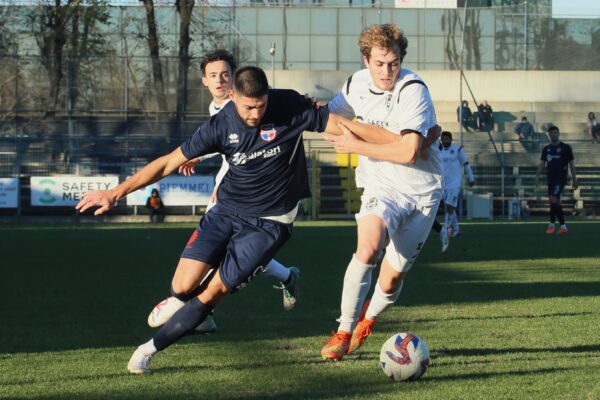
[178,158,201,176]
[325,122,361,153]
[303,93,320,108]
[75,190,117,216]
[469,180,475,187]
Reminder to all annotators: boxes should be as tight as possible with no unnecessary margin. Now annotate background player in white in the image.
[149,50,301,335]
[439,130,475,237]
[321,23,443,360]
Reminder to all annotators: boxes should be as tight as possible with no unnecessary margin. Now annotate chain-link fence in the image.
[1,3,599,117]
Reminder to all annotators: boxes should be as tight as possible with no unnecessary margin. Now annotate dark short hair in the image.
[200,49,237,76]
[548,125,560,133]
[441,131,453,139]
[233,66,269,98]
[521,116,528,121]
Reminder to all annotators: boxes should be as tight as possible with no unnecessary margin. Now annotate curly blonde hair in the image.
[358,23,408,62]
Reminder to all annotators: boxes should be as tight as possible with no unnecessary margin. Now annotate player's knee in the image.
[355,247,380,265]
[170,280,196,297]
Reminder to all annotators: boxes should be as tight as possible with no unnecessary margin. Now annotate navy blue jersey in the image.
[540,142,574,184]
[181,89,329,217]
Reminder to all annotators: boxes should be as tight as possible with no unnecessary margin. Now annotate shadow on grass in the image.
[1,224,599,354]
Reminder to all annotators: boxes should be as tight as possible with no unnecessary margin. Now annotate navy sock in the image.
[556,205,565,225]
[549,204,557,224]
[153,297,213,351]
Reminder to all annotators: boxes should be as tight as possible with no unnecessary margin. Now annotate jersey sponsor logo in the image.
[260,124,277,142]
[228,133,239,144]
[356,115,389,129]
[231,146,282,166]
[365,196,378,210]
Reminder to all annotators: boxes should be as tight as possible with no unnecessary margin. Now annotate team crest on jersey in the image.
[450,149,455,154]
[366,196,378,210]
[556,147,562,153]
[228,133,239,144]
[260,124,277,142]
[385,94,393,111]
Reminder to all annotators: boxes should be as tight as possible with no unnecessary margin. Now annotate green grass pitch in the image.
[0,221,599,399]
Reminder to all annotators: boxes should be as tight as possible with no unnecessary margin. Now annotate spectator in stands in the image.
[457,100,474,132]
[146,188,165,223]
[515,116,534,140]
[477,99,494,132]
[586,112,599,144]
[535,125,578,235]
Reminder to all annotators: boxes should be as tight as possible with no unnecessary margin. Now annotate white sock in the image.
[262,259,291,282]
[140,338,157,355]
[337,255,376,333]
[365,280,403,321]
[451,211,459,232]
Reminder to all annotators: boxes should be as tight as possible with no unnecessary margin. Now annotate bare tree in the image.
[28,0,110,114]
[141,0,168,112]
[175,0,194,117]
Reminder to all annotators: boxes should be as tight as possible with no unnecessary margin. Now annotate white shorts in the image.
[355,188,441,273]
[442,188,460,208]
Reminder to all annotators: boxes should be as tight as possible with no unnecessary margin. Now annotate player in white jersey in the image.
[148,50,301,335]
[438,131,475,237]
[320,24,443,360]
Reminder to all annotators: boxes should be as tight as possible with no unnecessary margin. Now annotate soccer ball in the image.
[379,332,430,381]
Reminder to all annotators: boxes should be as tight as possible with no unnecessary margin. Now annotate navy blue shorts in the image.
[547,181,565,198]
[181,205,293,292]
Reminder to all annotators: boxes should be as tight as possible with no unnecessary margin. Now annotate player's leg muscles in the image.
[355,214,388,264]
[171,258,214,300]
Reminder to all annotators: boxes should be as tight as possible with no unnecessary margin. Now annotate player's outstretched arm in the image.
[325,114,397,144]
[325,122,421,164]
[76,147,189,215]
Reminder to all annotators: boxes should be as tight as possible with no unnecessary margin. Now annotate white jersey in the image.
[438,143,474,190]
[328,68,442,198]
[208,99,231,186]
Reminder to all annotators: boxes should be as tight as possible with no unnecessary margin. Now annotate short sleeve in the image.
[180,120,220,160]
[328,91,355,120]
[397,83,436,136]
[288,91,330,133]
[566,145,574,162]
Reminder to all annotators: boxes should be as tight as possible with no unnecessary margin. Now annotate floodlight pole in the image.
[458,0,468,146]
[524,0,528,70]
[270,41,276,87]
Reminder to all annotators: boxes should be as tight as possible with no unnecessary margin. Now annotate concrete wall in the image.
[273,70,600,103]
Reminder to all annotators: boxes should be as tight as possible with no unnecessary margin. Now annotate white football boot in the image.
[127,345,155,375]
[147,296,185,328]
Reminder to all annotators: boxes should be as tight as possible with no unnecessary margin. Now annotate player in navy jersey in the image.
[147,50,301,338]
[535,125,578,234]
[76,66,405,375]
